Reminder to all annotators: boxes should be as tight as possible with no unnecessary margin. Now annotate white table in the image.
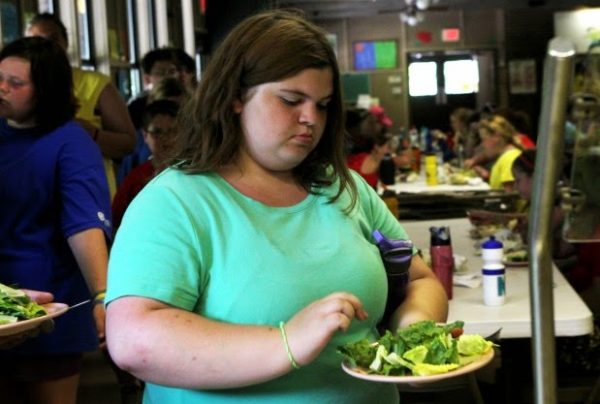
[401,218,593,338]
[384,174,491,195]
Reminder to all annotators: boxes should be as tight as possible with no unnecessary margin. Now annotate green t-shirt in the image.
[107,169,411,403]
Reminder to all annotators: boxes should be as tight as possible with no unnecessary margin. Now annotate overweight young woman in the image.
[106,10,447,404]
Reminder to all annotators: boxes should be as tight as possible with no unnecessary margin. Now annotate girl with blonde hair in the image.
[475,115,523,191]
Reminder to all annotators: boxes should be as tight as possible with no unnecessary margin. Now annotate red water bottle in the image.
[429,226,454,299]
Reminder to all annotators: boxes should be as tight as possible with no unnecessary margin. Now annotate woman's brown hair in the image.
[0,36,77,133]
[171,9,357,210]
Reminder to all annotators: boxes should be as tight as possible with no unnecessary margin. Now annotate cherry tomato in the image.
[450,328,464,338]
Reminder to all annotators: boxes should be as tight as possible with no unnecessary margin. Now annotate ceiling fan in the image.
[379,0,446,26]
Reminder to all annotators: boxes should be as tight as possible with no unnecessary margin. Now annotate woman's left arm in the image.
[67,228,109,344]
[389,254,448,330]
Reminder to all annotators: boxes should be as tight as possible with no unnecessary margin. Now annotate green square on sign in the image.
[374,41,397,69]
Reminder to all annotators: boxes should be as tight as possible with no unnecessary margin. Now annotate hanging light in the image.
[415,0,430,10]
[399,1,425,27]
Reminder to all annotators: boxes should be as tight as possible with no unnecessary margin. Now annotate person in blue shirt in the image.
[105,10,447,404]
[0,37,111,404]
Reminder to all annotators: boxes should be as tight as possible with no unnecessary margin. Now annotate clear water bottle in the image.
[481,236,506,306]
[456,143,465,169]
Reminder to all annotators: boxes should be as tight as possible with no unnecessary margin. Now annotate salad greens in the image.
[338,320,496,376]
[0,283,47,325]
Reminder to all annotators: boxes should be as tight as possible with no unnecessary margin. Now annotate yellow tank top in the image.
[72,68,117,199]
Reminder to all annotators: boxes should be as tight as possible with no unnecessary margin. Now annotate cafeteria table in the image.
[385,175,491,194]
[398,218,595,403]
[381,175,520,220]
[400,218,593,338]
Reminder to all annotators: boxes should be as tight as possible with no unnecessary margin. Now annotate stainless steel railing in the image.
[528,37,575,404]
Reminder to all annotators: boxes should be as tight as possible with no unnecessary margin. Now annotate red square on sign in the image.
[442,28,460,42]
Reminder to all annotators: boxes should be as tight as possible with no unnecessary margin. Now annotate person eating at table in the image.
[346,108,392,188]
[105,10,448,404]
[511,149,575,267]
[472,115,523,192]
[512,150,600,378]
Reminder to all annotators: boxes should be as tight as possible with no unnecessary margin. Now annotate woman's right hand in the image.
[283,292,368,366]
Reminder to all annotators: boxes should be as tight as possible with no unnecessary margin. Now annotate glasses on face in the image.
[0,72,31,91]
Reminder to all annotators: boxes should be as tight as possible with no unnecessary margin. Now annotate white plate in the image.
[0,303,69,337]
[341,349,494,384]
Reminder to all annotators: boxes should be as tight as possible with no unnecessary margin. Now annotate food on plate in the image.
[0,283,47,325]
[448,169,477,185]
[470,224,503,239]
[505,250,528,263]
[467,209,524,228]
[405,172,419,183]
[337,320,496,377]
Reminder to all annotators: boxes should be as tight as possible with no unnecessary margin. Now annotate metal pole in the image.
[529,37,575,404]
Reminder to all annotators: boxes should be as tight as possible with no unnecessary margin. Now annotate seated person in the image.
[514,149,600,378]
[495,107,536,149]
[449,108,474,150]
[112,100,179,231]
[474,115,522,192]
[511,149,575,265]
[345,109,392,188]
[465,108,534,174]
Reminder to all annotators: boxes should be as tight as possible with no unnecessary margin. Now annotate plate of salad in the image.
[338,320,496,384]
[0,283,68,337]
[503,250,528,267]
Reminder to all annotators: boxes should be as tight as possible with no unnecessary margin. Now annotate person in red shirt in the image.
[345,108,411,189]
[112,100,179,231]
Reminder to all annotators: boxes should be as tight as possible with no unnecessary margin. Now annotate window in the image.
[444,59,479,94]
[77,0,92,62]
[408,61,437,96]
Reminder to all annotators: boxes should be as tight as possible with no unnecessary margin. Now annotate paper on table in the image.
[454,272,481,288]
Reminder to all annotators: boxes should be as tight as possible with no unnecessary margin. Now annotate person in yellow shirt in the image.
[26,13,136,198]
[474,115,522,192]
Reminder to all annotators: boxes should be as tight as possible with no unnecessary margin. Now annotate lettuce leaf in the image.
[0,283,47,323]
[413,363,460,376]
[457,334,495,356]
[338,320,491,377]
